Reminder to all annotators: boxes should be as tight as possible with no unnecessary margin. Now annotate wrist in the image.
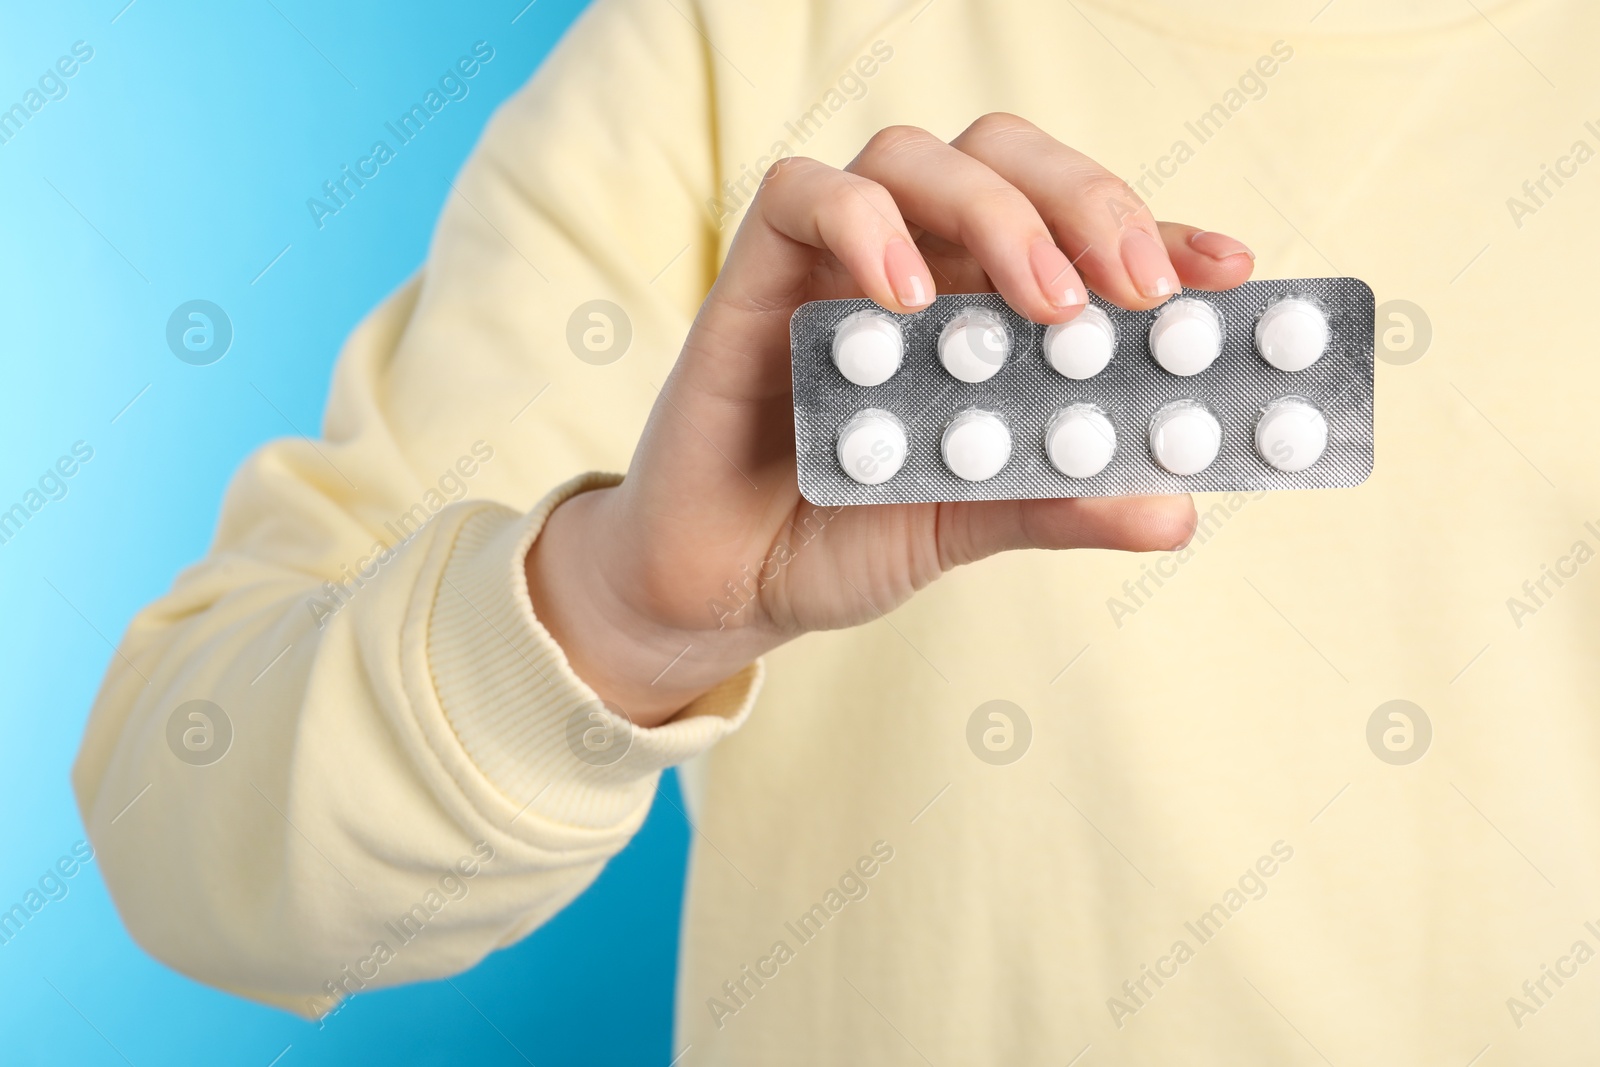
[524,486,773,728]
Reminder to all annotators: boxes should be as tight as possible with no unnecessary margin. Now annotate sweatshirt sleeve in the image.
[70,0,760,1017]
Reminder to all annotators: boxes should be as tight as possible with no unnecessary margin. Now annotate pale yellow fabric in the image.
[74,0,1600,1062]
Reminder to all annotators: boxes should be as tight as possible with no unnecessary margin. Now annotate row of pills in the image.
[831,295,1332,388]
[837,396,1330,485]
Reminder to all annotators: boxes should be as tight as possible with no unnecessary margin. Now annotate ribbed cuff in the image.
[426,472,761,831]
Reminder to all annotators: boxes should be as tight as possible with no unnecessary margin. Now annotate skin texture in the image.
[526,114,1256,727]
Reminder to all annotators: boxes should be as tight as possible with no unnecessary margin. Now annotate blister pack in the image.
[789,279,1374,506]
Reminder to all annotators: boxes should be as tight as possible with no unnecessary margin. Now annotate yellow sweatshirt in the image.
[75,0,1600,1062]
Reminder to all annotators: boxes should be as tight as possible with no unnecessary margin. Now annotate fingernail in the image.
[1120,228,1180,300]
[1188,230,1255,262]
[1029,237,1086,310]
[885,238,934,308]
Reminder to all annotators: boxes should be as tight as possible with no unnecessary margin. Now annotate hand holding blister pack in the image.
[791,279,1374,505]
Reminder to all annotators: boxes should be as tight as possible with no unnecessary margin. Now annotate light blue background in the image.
[0,2,691,1063]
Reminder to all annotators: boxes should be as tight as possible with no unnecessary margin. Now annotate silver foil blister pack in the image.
[789,279,1375,506]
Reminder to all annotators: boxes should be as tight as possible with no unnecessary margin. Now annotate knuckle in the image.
[750,156,829,210]
[963,111,1037,145]
[846,173,893,210]
[859,124,933,162]
[1080,172,1145,219]
[759,154,818,190]
[822,174,891,224]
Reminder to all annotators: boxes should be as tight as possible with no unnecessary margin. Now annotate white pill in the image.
[831,310,904,387]
[1148,298,1223,376]
[1255,298,1328,372]
[938,307,1010,383]
[941,409,1011,481]
[1042,306,1115,379]
[1255,397,1328,472]
[836,409,909,485]
[1045,404,1116,479]
[1148,400,1222,475]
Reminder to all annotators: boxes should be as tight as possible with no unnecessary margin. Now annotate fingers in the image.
[685,157,938,401]
[847,126,1088,325]
[679,122,1258,418]
[1158,222,1255,291]
[950,113,1182,311]
[936,494,1199,569]
[716,156,935,315]
[696,123,1256,395]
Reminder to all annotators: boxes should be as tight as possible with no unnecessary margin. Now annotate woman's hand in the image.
[526,113,1255,726]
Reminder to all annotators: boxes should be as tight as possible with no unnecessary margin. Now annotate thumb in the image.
[934,494,1198,569]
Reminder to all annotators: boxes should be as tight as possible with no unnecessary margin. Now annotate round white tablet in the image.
[1148,400,1222,475]
[1148,298,1223,376]
[1042,306,1115,379]
[938,307,1010,383]
[1255,298,1328,372]
[836,409,909,485]
[1255,397,1328,472]
[1045,404,1117,478]
[831,310,904,387]
[941,409,1012,481]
